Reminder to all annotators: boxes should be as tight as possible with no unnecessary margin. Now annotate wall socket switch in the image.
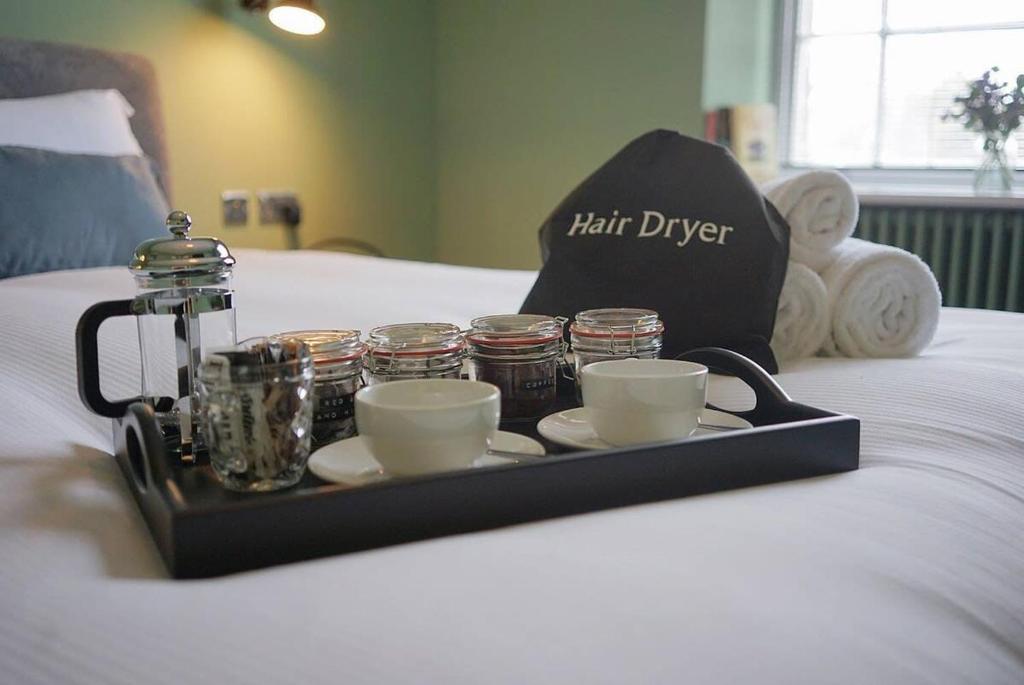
[221,190,249,226]
[257,190,301,225]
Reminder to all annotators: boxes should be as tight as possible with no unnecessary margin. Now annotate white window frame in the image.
[776,0,1024,194]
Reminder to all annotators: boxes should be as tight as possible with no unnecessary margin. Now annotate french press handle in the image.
[75,299,145,418]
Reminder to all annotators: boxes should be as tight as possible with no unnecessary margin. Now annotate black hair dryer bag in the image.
[520,130,790,373]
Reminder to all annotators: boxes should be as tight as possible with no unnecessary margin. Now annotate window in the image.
[782,0,1024,170]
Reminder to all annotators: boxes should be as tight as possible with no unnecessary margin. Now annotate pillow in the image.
[0,89,144,157]
[0,146,168,279]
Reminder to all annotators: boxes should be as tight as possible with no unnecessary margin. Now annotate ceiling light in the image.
[241,0,326,37]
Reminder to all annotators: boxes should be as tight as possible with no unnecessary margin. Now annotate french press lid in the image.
[130,210,235,286]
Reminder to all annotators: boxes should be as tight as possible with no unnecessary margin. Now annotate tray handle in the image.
[675,347,792,424]
[114,402,171,490]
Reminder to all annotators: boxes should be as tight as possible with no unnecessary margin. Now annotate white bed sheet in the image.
[1,249,1022,684]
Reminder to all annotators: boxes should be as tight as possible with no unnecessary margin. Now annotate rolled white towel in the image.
[763,170,859,272]
[821,238,941,358]
[771,262,830,363]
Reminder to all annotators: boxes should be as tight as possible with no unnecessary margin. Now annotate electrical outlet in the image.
[257,190,301,225]
[221,190,249,226]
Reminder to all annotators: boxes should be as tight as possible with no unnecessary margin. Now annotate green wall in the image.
[701,0,777,111]
[435,0,707,269]
[1,0,437,258]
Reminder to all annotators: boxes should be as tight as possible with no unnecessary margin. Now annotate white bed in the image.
[1,248,1023,684]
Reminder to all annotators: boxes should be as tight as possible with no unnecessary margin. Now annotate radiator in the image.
[854,206,1024,312]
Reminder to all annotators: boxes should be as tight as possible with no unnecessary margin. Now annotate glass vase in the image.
[974,135,1013,192]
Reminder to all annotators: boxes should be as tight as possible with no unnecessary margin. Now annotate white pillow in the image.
[0,89,144,157]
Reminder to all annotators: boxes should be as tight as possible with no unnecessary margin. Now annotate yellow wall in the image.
[5,1,713,269]
[2,0,437,258]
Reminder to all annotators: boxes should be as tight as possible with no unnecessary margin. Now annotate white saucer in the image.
[537,407,753,451]
[308,431,546,486]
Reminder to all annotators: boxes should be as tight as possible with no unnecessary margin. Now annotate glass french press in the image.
[76,210,237,462]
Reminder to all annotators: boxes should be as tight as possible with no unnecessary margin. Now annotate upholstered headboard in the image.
[0,37,171,199]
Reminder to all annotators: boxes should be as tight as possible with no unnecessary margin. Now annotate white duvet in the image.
[1,249,1022,684]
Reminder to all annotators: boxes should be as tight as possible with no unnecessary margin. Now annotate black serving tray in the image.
[112,348,859,578]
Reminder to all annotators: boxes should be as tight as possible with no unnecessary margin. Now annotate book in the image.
[703,103,778,183]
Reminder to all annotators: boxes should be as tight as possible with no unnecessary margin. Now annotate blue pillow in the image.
[0,145,168,279]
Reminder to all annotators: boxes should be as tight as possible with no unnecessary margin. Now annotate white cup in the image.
[579,359,708,446]
[354,379,500,476]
